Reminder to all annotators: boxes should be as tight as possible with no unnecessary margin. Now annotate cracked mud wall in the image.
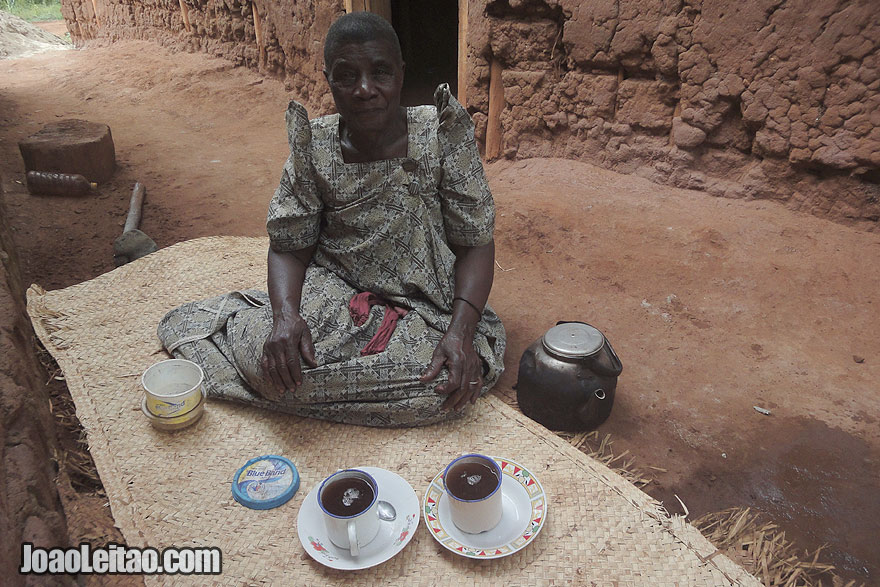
[61,0,879,224]
[0,190,72,584]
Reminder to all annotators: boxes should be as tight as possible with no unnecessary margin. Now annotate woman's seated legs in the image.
[159,265,468,427]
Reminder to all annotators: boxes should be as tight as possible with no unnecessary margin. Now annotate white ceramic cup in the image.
[318,469,380,556]
[443,454,503,534]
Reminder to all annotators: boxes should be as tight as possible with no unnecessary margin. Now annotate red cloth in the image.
[348,292,409,356]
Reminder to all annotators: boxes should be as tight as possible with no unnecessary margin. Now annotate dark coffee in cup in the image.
[446,459,499,501]
[320,476,375,517]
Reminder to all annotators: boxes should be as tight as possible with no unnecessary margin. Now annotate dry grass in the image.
[693,507,861,587]
[559,429,657,488]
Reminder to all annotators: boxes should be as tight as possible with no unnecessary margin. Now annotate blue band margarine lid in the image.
[231,455,300,510]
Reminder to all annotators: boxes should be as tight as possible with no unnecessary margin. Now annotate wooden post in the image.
[90,0,100,27]
[486,59,504,159]
[614,67,624,117]
[367,0,392,22]
[397,0,412,70]
[346,0,391,21]
[252,1,265,67]
[670,101,681,145]
[457,0,468,107]
[75,0,87,39]
[179,0,192,33]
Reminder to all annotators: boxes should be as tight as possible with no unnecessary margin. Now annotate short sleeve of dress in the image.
[434,83,495,247]
[266,100,323,253]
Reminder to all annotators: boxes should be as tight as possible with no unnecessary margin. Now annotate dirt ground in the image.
[1,37,878,583]
[31,20,69,37]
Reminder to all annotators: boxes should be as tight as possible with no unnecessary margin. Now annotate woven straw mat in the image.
[26,237,757,586]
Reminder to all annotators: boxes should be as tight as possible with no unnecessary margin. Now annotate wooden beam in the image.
[252,1,265,67]
[178,0,192,33]
[486,58,504,159]
[457,0,468,107]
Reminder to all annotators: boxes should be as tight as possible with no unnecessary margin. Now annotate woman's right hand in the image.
[261,313,318,396]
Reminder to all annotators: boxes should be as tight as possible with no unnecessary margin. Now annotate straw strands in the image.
[693,508,859,587]
[561,429,656,488]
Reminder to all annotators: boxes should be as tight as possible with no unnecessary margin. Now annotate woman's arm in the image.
[261,245,318,395]
[420,239,495,410]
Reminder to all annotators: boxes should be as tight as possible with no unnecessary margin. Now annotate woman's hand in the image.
[420,324,483,411]
[264,245,317,398]
[420,240,495,410]
[261,313,317,397]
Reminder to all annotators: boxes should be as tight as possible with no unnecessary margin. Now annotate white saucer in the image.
[423,456,547,559]
[297,466,419,570]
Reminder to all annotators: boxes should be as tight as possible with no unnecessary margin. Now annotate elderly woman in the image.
[158,12,505,427]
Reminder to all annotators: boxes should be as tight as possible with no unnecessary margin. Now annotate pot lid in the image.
[542,322,605,359]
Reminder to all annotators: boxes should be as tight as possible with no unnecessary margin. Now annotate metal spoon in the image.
[377,500,396,522]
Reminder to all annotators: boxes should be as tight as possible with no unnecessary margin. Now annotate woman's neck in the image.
[340,107,408,163]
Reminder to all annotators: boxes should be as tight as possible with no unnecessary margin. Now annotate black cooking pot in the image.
[516,321,622,431]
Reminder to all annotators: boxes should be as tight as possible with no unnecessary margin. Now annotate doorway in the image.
[389,0,458,107]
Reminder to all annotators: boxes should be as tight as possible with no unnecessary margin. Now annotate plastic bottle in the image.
[25,171,96,196]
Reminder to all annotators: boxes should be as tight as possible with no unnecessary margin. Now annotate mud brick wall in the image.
[468,0,879,224]
[0,191,72,584]
[61,0,879,224]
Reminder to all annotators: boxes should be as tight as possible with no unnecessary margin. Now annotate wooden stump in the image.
[18,120,116,184]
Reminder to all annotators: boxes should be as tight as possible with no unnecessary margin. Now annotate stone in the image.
[672,118,707,149]
[616,79,677,131]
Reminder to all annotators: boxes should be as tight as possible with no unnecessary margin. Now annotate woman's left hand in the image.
[420,325,483,411]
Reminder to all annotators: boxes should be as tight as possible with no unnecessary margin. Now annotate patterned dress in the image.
[158,84,506,427]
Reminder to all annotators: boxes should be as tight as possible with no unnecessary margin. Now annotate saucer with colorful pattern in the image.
[423,456,547,559]
[297,466,419,570]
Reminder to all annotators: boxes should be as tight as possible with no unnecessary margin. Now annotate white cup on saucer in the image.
[443,454,503,534]
[318,469,380,556]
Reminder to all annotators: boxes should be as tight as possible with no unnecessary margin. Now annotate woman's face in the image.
[324,39,405,136]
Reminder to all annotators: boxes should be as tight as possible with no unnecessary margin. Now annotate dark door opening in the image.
[390,0,458,107]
